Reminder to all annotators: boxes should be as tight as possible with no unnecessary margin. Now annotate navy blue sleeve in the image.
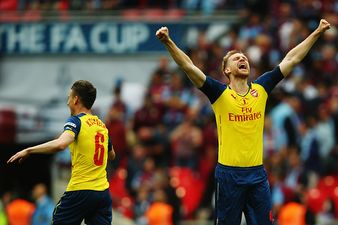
[63,116,81,139]
[108,136,113,152]
[199,76,227,104]
[253,66,284,95]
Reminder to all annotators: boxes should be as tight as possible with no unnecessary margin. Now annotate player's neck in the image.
[73,106,92,116]
[229,79,249,95]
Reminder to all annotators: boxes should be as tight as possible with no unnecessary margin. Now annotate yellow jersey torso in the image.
[64,113,111,191]
[199,67,284,167]
[212,84,267,166]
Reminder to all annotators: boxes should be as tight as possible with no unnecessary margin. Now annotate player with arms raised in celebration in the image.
[156,19,330,225]
[8,80,115,225]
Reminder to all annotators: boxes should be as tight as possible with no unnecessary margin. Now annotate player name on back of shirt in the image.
[86,117,106,128]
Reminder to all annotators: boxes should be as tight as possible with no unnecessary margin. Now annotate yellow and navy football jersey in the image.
[200,67,284,167]
[63,113,112,191]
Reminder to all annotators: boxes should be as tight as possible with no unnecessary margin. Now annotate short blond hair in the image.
[221,50,241,78]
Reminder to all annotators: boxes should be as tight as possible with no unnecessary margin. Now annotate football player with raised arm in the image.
[156,19,330,225]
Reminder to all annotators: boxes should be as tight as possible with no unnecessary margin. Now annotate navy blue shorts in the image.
[214,163,274,225]
[52,189,112,225]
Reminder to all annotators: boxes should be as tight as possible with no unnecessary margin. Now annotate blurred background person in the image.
[31,183,55,225]
[4,191,35,225]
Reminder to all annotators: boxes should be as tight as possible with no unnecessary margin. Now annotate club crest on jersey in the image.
[250,89,258,97]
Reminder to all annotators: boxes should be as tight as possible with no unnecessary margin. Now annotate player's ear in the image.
[224,68,231,77]
[74,95,79,105]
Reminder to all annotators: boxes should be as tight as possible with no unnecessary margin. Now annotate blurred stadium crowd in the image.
[0,0,273,12]
[0,0,337,225]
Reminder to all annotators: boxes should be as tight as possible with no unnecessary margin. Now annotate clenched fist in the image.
[317,19,331,33]
[156,26,170,42]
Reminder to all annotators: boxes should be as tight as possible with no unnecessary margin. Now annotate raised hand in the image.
[317,19,331,33]
[156,27,170,42]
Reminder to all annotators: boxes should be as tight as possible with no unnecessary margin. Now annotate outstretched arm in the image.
[156,27,206,88]
[7,131,74,164]
[279,19,331,77]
